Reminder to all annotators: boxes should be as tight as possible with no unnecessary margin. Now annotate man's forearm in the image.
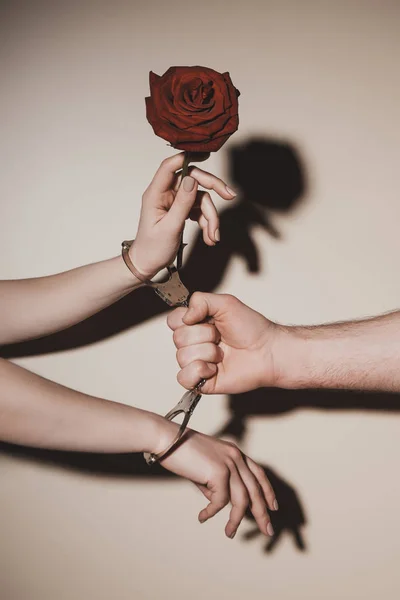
[276,310,400,392]
[0,357,166,453]
[0,255,140,345]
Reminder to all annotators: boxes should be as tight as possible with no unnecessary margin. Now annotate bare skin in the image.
[1,155,277,539]
[168,292,400,394]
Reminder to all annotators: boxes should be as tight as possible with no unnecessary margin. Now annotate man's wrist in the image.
[265,325,313,390]
[270,324,357,390]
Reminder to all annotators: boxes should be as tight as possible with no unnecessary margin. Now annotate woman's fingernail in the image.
[225,186,237,197]
[215,228,220,242]
[199,517,206,524]
[183,176,195,192]
[273,499,279,511]
[229,531,236,539]
[267,522,274,536]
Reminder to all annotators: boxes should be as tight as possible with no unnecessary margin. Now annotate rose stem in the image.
[181,151,190,179]
[177,151,190,267]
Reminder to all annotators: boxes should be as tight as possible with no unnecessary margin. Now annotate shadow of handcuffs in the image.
[121,239,206,465]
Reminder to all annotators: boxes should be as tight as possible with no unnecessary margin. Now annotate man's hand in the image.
[169,292,400,395]
[130,153,237,279]
[168,292,286,394]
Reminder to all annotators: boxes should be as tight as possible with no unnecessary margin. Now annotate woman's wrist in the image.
[128,242,160,281]
[127,409,171,454]
[149,413,181,456]
[111,254,145,293]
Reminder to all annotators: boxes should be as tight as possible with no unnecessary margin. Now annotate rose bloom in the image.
[146,66,240,153]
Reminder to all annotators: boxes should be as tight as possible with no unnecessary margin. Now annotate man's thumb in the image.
[183,292,225,325]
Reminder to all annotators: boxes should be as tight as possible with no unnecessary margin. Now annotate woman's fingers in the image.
[225,463,250,539]
[164,184,221,244]
[198,453,276,539]
[189,445,277,539]
[198,471,230,523]
[142,152,234,245]
[196,483,212,501]
[173,165,236,201]
[233,450,273,537]
[172,164,235,244]
[149,152,209,195]
[189,209,214,246]
[245,456,279,512]
[188,166,237,201]
[189,191,219,244]
[165,175,199,226]
[196,470,250,539]
[197,213,215,246]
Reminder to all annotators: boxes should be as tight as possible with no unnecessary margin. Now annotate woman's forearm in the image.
[0,357,168,453]
[0,154,235,346]
[0,255,141,345]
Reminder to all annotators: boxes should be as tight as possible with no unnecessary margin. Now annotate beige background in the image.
[1,1,400,599]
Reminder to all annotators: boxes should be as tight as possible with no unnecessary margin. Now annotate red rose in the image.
[145,66,240,153]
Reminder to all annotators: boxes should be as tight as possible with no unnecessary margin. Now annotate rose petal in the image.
[174,131,232,152]
[146,65,240,152]
[157,75,226,129]
[149,71,161,89]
